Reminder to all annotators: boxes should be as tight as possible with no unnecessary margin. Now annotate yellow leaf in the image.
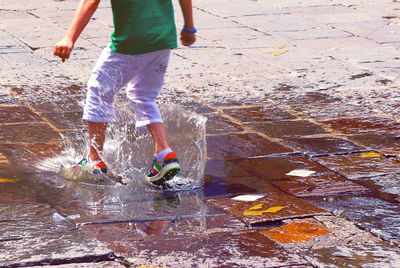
[275,43,287,49]
[262,49,289,56]
[243,206,286,216]
[265,206,286,213]
[0,178,18,183]
[361,152,380,158]
[243,210,264,216]
[248,203,264,210]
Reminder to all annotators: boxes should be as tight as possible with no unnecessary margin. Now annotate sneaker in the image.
[146,152,181,185]
[73,156,110,180]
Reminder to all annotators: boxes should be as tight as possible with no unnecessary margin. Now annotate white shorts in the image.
[83,46,170,132]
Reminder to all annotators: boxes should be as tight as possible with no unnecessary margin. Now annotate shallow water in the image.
[29,103,211,224]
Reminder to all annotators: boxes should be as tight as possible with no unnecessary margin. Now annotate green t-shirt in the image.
[110,0,177,55]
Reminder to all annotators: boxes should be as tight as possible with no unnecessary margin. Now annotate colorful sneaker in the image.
[146,152,181,185]
[73,157,110,180]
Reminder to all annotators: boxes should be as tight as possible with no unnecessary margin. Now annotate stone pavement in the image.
[1,0,400,267]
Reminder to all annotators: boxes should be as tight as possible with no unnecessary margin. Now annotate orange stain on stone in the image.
[262,220,329,243]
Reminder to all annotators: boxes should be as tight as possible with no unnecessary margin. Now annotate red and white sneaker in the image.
[146,152,181,185]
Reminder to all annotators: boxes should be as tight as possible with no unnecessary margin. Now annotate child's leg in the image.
[88,121,107,161]
[83,47,133,162]
[147,122,169,154]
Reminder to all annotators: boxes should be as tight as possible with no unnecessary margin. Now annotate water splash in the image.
[37,103,207,191]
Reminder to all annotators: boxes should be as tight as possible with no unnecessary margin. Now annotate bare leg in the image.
[147,122,169,154]
[88,121,107,161]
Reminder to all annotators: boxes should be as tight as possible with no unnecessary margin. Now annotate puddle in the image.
[37,104,207,191]
[0,101,212,225]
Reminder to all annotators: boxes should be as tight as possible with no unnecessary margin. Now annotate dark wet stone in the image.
[304,244,400,267]
[265,91,343,106]
[270,172,368,197]
[107,229,307,267]
[251,120,328,138]
[290,102,374,120]
[309,196,400,243]
[320,117,400,135]
[207,133,293,160]
[236,155,332,181]
[66,189,224,226]
[0,142,65,173]
[315,152,400,180]
[0,203,113,267]
[348,132,400,151]
[0,123,61,143]
[205,159,252,178]
[30,95,84,113]
[205,113,244,134]
[42,111,85,130]
[210,193,328,225]
[284,136,364,156]
[0,105,42,124]
[223,105,296,123]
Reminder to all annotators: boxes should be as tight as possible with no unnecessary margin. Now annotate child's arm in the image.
[54,0,101,62]
[178,0,196,46]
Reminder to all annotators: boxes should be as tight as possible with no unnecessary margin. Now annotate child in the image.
[54,0,196,184]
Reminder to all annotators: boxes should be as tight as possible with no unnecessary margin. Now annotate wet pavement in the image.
[1,0,400,267]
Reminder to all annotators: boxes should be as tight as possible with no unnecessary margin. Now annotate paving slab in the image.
[251,119,329,138]
[284,136,364,156]
[320,116,400,135]
[205,113,244,134]
[222,105,297,123]
[209,193,328,225]
[106,229,309,267]
[206,133,294,160]
[310,195,400,243]
[315,152,400,180]
[0,203,113,267]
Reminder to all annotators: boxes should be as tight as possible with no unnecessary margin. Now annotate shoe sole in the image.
[148,163,181,185]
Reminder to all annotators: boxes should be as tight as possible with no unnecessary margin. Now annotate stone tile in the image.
[263,215,383,252]
[236,155,326,180]
[310,196,400,242]
[72,190,224,226]
[222,105,297,123]
[0,203,112,267]
[114,229,307,267]
[207,133,293,160]
[289,101,375,120]
[251,120,329,138]
[315,152,400,180]
[264,90,343,106]
[270,172,368,197]
[284,136,364,156]
[0,105,42,124]
[348,132,400,151]
[205,113,244,134]
[0,122,61,143]
[30,95,85,114]
[42,111,85,130]
[304,244,400,267]
[209,193,328,225]
[205,159,252,178]
[262,218,330,244]
[0,142,65,173]
[320,117,400,135]
[197,27,283,49]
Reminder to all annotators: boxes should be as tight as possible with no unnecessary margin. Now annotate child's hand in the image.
[53,37,75,62]
[180,30,196,46]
